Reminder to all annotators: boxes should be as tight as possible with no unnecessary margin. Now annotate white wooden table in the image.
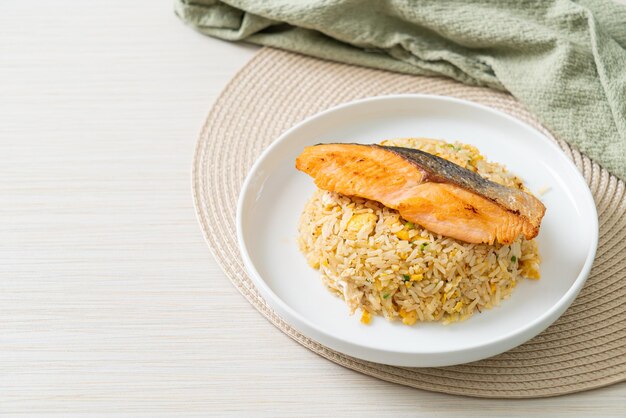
[1,1,624,415]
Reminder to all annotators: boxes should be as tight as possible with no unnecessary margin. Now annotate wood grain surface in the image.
[0,1,624,415]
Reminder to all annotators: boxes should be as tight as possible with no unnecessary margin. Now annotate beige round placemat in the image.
[193,48,626,398]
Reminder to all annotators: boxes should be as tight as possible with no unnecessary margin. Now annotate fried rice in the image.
[297,138,541,325]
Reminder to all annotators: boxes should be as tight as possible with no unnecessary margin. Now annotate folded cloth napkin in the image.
[176,0,626,180]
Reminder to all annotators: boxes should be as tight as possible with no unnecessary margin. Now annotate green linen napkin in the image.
[175,0,626,180]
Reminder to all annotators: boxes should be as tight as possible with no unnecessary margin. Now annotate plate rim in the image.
[236,93,599,366]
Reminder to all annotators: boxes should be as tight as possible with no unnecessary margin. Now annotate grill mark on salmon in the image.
[295,143,546,244]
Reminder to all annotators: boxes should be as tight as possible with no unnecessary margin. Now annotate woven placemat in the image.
[193,48,626,398]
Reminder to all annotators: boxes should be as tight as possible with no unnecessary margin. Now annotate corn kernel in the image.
[454,302,463,312]
[395,230,410,241]
[360,310,372,324]
[490,283,496,294]
[466,145,479,154]
[410,273,423,282]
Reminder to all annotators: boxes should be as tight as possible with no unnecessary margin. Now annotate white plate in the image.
[236,95,598,367]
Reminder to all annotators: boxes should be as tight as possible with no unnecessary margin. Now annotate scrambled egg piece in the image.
[520,260,541,280]
[346,213,377,234]
[399,308,417,326]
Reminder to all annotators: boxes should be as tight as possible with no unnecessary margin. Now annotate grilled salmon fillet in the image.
[295,143,545,244]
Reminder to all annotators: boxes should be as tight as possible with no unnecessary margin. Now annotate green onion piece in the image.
[420,243,428,250]
[383,293,390,299]
[511,255,517,262]
[403,274,410,282]
[405,222,414,229]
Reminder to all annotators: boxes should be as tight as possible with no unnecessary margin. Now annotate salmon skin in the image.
[295,143,546,244]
